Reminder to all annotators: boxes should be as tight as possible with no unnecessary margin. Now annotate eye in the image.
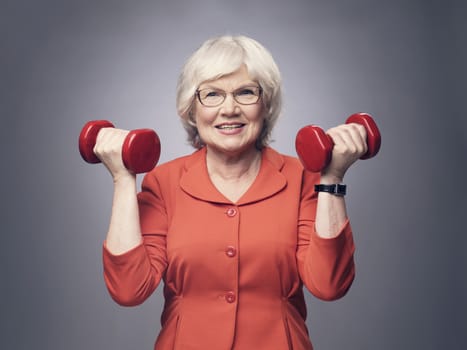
[205,90,221,98]
[237,88,256,96]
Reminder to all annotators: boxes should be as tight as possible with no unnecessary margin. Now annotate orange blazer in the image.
[103,147,355,350]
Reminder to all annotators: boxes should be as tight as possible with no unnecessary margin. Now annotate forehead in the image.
[198,65,255,89]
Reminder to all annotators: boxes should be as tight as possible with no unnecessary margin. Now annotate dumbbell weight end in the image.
[295,125,334,173]
[122,129,161,174]
[79,120,115,164]
[345,113,381,160]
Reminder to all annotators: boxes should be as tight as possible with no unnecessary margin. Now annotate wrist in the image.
[113,172,137,187]
[319,173,344,184]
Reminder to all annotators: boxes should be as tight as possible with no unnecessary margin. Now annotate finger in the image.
[94,128,128,161]
[328,124,367,158]
[345,123,368,156]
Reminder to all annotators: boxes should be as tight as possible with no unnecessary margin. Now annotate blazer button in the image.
[226,208,237,217]
[225,246,237,258]
[225,291,236,303]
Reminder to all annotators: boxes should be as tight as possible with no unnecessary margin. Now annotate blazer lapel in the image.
[179,147,287,205]
[237,147,287,205]
[180,148,231,203]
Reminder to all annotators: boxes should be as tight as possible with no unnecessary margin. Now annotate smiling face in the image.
[193,65,264,158]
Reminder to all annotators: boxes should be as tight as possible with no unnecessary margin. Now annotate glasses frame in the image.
[196,85,263,107]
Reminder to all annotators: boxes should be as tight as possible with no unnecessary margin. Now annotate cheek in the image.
[249,106,266,126]
[194,107,215,126]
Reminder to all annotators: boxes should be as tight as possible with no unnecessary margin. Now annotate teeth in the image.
[217,124,243,130]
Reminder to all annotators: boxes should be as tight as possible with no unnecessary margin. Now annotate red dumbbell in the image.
[79,120,161,174]
[295,112,381,172]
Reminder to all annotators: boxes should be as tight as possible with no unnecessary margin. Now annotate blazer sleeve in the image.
[296,170,356,301]
[102,171,168,306]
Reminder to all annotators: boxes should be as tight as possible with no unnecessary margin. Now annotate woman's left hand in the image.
[321,123,368,182]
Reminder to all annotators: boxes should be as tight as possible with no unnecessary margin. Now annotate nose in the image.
[220,93,240,117]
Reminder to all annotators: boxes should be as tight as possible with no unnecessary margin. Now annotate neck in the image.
[206,146,262,182]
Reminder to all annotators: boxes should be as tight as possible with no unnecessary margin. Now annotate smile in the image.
[215,124,245,130]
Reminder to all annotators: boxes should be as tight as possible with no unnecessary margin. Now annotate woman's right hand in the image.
[93,127,134,181]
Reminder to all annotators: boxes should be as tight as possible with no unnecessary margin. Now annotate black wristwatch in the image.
[314,184,347,196]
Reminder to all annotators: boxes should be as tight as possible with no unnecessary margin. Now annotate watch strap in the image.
[314,184,347,196]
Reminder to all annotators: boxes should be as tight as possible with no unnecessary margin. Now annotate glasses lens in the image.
[234,86,261,104]
[198,89,224,106]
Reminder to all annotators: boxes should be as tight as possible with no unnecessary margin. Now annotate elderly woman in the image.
[96,35,367,349]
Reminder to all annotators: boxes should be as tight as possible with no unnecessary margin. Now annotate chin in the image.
[217,142,256,155]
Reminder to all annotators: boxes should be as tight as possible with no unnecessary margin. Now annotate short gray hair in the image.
[176,35,282,149]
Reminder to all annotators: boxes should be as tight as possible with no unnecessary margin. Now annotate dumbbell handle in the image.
[79,120,161,174]
[295,113,381,172]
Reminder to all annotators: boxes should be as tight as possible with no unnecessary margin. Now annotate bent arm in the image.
[103,172,168,306]
[94,127,167,305]
[297,171,355,301]
[297,122,368,297]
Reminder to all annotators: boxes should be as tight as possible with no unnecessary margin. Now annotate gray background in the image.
[2,0,466,349]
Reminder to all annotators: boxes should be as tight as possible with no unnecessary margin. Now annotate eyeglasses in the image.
[196,85,262,107]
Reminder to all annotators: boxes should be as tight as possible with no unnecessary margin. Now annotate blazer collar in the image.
[180,147,287,205]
